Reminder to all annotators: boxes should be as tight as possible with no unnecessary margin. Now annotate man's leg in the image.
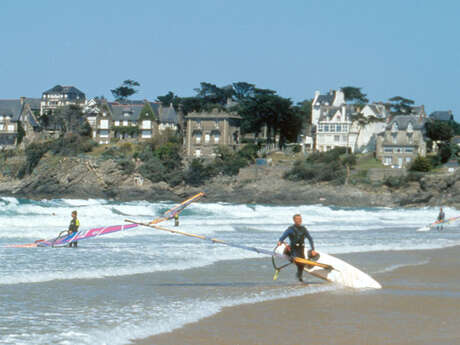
[294,246,305,282]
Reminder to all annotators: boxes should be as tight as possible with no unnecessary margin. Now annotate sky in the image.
[1,0,460,120]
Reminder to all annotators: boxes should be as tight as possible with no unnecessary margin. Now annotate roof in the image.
[0,100,22,119]
[158,104,178,124]
[186,111,242,120]
[315,92,335,106]
[386,115,426,131]
[43,85,85,100]
[429,111,454,122]
[109,103,144,121]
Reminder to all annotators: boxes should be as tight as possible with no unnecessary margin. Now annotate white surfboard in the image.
[274,244,382,289]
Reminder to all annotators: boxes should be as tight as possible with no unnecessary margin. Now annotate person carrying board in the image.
[277,214,318,282]
[437,207,445,231]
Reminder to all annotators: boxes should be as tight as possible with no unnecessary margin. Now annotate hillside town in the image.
[0,83,459,173]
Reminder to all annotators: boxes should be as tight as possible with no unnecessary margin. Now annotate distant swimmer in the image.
[277,214,318,282]
[437,207,445,231]
[67,210,80,247]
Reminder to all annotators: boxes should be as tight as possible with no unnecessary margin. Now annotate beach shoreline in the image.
[132,245,460,345]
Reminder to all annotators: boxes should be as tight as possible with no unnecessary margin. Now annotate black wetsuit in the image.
[279,225,315,280]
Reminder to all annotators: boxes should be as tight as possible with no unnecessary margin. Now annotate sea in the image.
[1,197,459,345]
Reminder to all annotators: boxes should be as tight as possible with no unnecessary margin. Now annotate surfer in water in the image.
[67,210,80,247]
[437,207,445,231]
[277,214,318,282]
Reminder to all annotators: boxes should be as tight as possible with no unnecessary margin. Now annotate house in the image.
[360,103,389,119]
[40,85,86,115]
[315,104,359,152]
[84,99,179,145]
[0,98,40,149]
[184,109,242,157]
[376,115,427,168]
[429,110,454,122]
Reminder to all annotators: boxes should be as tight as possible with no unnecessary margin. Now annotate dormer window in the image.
[407,122,413,133]
[123,112,130,117]
[391,122,399,132]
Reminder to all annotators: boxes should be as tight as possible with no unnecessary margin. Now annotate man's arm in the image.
[305,230,315,250]
[278,227,292,245]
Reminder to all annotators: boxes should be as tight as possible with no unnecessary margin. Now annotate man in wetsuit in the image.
[68,210,80,247]
[437,207,445,231]
[277,214,318,282]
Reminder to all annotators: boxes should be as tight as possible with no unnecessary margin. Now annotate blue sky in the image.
[1,0,459,120]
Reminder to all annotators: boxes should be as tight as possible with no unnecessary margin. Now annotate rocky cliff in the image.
[1,155,459,208]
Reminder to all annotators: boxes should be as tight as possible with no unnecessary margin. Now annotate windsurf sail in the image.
[417,215,460,232]
[125,219,332,270]
[7,193,206,248]
[149,192,205,225]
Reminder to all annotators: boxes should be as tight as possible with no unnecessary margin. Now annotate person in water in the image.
[68,210,80,247]
[277,214,318,282]
[174,213,179,227]
[437,207,445,231]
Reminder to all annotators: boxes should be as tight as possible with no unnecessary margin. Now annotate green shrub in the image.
[184,159,216,186]
[384,176,407,188]
[117,158,135,175]
[138,156,167,182]
[238,144,259,161]
[410,156,432,172]
[17,142,50,177]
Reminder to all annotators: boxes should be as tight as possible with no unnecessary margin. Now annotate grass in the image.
[355,153,384,171]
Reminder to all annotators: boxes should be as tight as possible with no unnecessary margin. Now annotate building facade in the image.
[41,85,86,115]
[185,109,242,157]
[84,99,179,145]
[0,98,40,149]
[376,115,427,168]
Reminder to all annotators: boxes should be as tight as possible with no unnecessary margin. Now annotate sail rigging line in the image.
[124,220,333,271]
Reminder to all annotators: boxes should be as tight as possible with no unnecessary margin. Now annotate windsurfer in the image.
[67,210,80,247]
[277,214,317,282]
[437,207,445,231]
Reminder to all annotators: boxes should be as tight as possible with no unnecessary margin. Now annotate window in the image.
[100,120,109,129]
[195,135,201,144]
[342,124,348,132]
[334,135,340,142]
[405,157,412,164]
[214,133,220,143]
[205,134,210,143]
[342,135,347,142]
[99,130,109,138]
[395,147,403,153]
[392,134,397,144]
[336,124,341,132]
[195,149,201,157]
[114,121,120,126]
[141,130,152,139]
[405,147,414,153]
[324,125,329,132]
[383,156,392,165]
[330,124,335,132]
[142,120,151,129]
[318,124,323,132]
[123,120,128,126]
[384,147,393,153]
[7,125,14,131]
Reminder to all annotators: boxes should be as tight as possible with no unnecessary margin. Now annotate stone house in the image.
[184,109,242,157]
[376,115,427,168]
[0,98,40,149]
[85,99,179,145]
[40,85,86,115]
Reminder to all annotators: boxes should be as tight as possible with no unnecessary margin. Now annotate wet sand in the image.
[134,246,460,345]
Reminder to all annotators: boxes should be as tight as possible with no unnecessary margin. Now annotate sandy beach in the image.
[134,246,460,345]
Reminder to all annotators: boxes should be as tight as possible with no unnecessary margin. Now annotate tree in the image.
[387,96,414,115]
[340,86,369,104]
[156,91,181,109]
[53,105,87,133]
[111,80,140,102]
[232,82,255,101]
[425,120,454,142]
